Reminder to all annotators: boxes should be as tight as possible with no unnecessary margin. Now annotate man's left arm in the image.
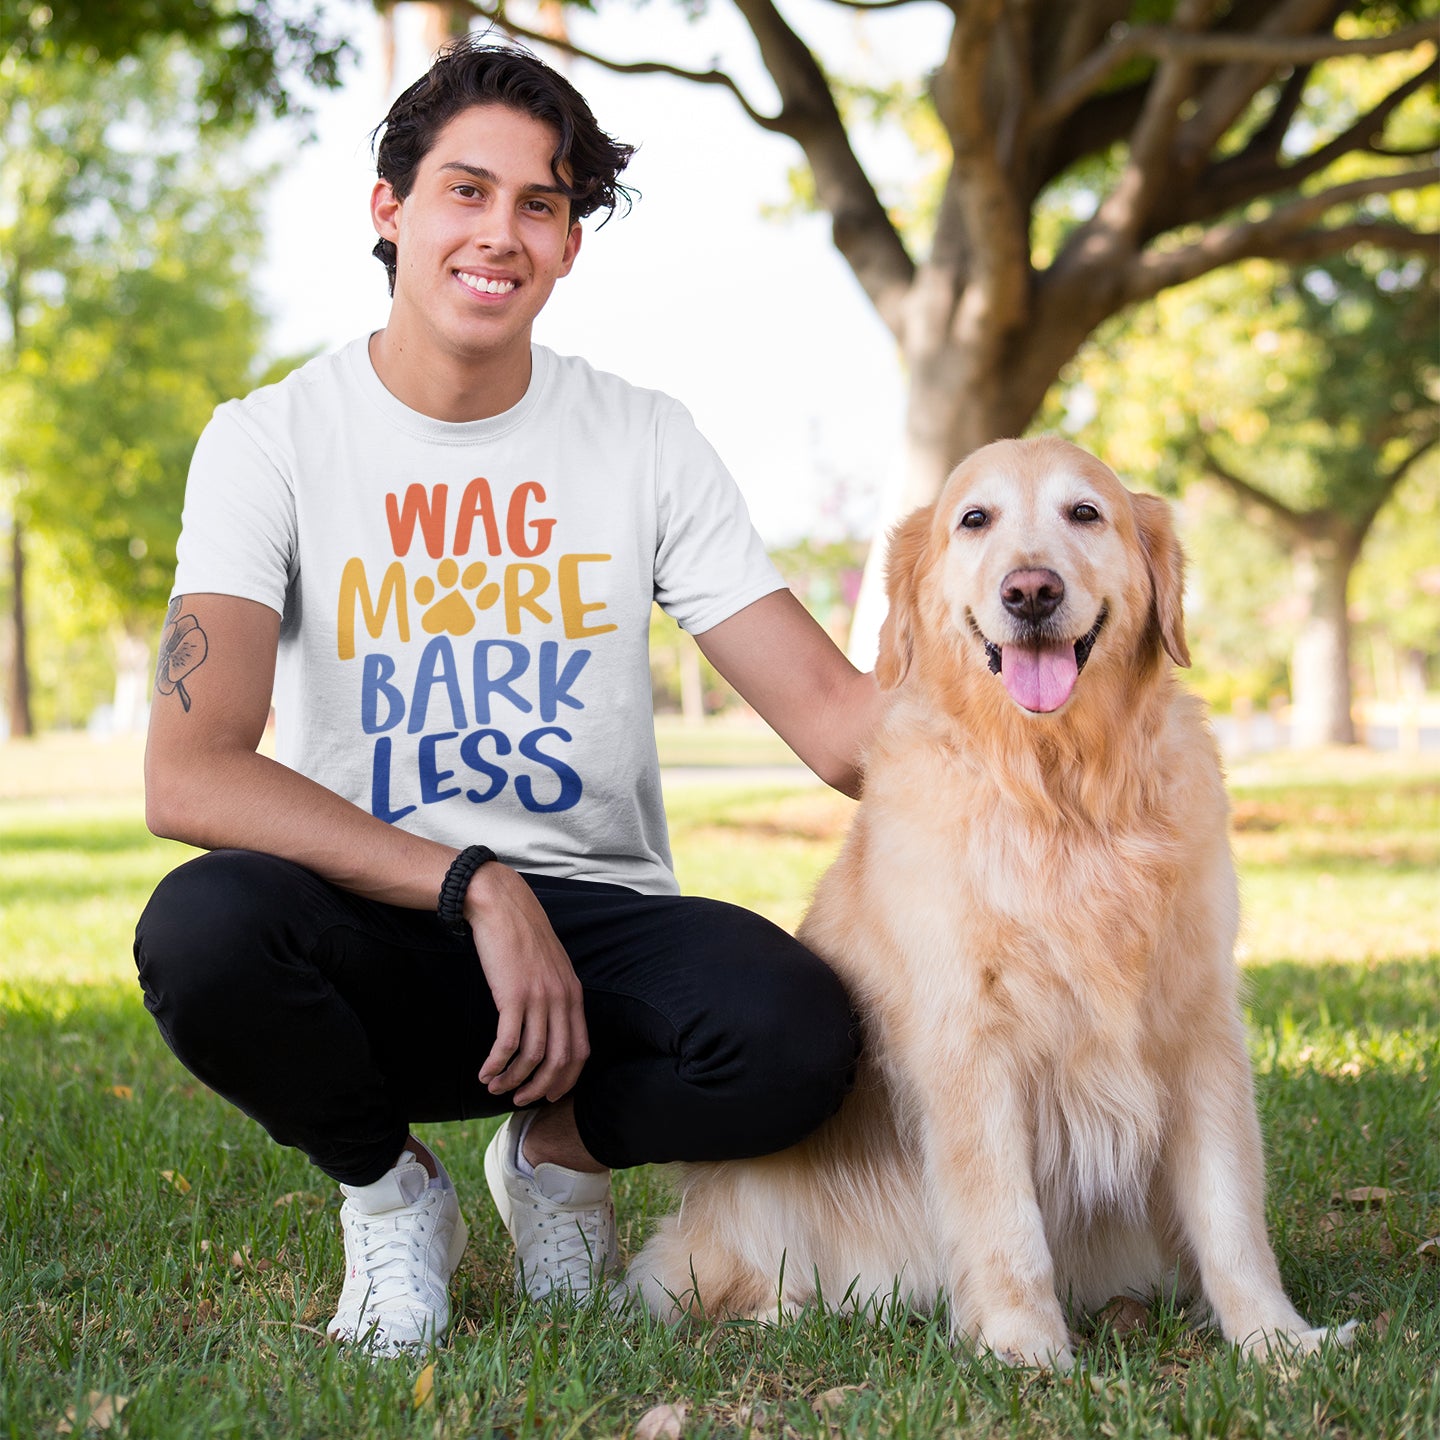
[693,589,885,798]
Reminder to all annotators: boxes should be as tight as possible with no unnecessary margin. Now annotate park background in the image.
[2,2,1438,1437]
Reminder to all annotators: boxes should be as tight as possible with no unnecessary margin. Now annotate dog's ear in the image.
[876,506,934,690]
[1131,492,1190,669]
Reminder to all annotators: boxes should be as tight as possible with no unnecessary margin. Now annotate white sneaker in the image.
[484,1114,619,1301]
[327,1148,468,1355]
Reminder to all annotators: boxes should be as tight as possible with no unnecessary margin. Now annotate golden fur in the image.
[628,437,1350,1367]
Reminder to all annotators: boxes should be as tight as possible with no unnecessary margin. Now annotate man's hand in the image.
[465,862,589,1106]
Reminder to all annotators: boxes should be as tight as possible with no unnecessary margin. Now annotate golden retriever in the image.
[628,436,1351,1367]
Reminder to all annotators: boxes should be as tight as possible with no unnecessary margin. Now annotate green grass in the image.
[2,735,1437,1438]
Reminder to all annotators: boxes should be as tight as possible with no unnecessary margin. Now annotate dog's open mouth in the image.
[972,608,1108,714]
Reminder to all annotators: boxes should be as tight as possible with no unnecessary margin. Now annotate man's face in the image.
[371,102,582,364]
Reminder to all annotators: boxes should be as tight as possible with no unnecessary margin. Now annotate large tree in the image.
[459,0,1437,654]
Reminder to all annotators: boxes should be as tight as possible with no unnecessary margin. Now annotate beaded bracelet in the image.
[437,844,497,934]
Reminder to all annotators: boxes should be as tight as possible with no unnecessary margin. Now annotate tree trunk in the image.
[110,627,154,734]
[848,329,1036,667]
[7,517,34,739]
[678,637,704,723]
[1289,528,1361,748]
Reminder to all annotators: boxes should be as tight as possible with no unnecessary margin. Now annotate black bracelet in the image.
[437,845,496,934]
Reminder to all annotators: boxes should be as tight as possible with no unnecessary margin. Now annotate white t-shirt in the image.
[173,338,784,894]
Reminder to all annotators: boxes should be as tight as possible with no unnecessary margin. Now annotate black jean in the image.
[133,849,859,1186]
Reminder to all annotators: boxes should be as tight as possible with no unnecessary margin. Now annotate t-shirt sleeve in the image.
[171,401,297,616]
[651,400,786,634]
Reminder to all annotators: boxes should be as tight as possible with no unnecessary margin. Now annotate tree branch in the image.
[1357,434,1439,536]
[727,0,916,334]
[930,1,1025,294]
[1208,55,1437,215]
[1175,0,1337,170]
[1034,15,1439,129]
[463,1,780,129]
[1127,166,1440,301]
[1196,441,1318,539]
[467,0,916,334]
[1089,0,1223,250]
[1198,446,1300,521]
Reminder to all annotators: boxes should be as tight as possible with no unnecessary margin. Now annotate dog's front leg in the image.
[909,1060,1074,1371]
[1161,1021,1352,1358]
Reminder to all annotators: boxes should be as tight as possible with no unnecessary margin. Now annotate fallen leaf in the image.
[1334,1186,1393,1209]
[159,1170,191,1195]
[109,1086,133,1101]
[634,1401,689,1439]
[1374,1311,1392,1341]
[57,1391,129,1434]
[272,1191,322,1209]
[1417,1235,1439,1260]
[1096,1294,1151,1337]
[812,1385,866,1416]
[1079,1373,1129,1397]
[412,1362,435,1410]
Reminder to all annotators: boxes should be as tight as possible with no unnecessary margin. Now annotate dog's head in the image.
[877,437,1189,715]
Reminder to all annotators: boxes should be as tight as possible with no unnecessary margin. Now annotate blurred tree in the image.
[4,0,352,126]
[1048,250,1438,746]
[1352,454,1440,700]
[0,45,273,735]
[457,0,1437,657]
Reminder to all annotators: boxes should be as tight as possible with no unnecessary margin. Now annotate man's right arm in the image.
[144,591,588,1105]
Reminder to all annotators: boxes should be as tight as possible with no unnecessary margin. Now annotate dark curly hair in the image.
[370,35,637,294]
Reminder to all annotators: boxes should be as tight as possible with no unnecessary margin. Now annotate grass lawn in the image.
[1,732,1437,1438]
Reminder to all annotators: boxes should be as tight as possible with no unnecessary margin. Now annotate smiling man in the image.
[134,36,881,1356]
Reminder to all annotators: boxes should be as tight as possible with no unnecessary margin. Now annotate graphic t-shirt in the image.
[172,338,784,894]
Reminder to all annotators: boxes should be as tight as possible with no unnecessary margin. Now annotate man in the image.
[136,36,881,1356]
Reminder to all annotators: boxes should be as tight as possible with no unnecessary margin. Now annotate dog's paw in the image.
[962,1302,1075,1372]
[989,1340,1076,1373]
[970,1325,1075,1372]
[1239,1319,1359,1360]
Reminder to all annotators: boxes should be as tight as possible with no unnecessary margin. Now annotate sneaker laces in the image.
[527,1193,613,1282]
[347,1192,442,1307]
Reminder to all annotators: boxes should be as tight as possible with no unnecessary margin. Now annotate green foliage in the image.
[1045,248,1439,706]
[0,41,272,641]
[1171,486,1297,710]
[0,526,126,731]
[4,0,353,126]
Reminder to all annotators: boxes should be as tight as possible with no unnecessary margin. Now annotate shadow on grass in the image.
[1243,956,1440,1036]
[0,815,162,856]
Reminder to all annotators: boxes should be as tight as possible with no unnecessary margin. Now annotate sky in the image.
[249,0,943,546]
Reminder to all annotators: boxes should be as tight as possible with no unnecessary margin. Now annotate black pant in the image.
[134,850,858,1186]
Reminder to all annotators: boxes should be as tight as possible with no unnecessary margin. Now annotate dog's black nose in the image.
[1001,568,1065,623]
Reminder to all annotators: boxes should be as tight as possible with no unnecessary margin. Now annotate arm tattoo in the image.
[155,596,210,713]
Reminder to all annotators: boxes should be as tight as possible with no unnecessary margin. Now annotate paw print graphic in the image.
[415,558,501,637]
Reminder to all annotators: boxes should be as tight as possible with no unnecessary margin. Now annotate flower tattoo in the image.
[155,597,209,713]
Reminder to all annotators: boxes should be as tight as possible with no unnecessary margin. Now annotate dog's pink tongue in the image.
[1001,643,1078,713]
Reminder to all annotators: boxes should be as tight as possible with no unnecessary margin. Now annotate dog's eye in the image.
[1071,503,1102,524]
[958,508,989,531]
